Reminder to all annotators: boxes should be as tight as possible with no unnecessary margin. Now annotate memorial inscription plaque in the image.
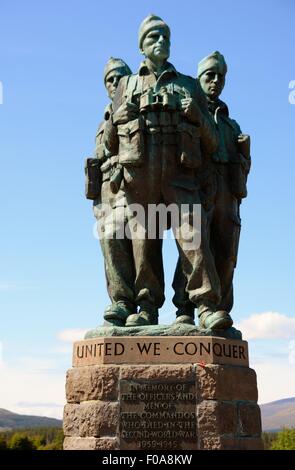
[73,336,249,367]
[120,379,197,450]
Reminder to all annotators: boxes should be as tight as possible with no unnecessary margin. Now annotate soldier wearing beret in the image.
[87,58,138,326]
[102,15,221,327]
[173,52,251,329]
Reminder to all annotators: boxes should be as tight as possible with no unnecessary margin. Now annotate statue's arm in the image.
[195,82,218,155]
[181,79,218,155]
[233,120,251,160]
[94,121,106,160]
[102,79,126,155]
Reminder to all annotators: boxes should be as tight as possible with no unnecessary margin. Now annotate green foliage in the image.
[0,427,63,451]
[9,432,36,450]
[0,435,8,450]
[38,429,64,450]
[271,428,295,450]
[262,431,277,450]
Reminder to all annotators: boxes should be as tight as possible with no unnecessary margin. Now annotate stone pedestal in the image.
[63,335,263,450]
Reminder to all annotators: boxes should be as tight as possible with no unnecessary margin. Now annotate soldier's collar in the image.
[104,103,113,120]
[138,60,178,77]
[207,98,229,116]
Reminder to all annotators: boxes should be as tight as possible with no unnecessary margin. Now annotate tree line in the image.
[0,427,63,450]
[0,427,295,450]
[262,429,295,450]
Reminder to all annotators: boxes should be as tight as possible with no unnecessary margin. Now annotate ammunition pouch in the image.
[96,142,105,161]
[117,117,144,166]
[177,122,202,169]
[99,156,123,194]
[85,158,101,200]
[229,154,251,199]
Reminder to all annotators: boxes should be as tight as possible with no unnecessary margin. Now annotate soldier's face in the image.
[105,70,125,100]
[199,69,225,99]
[141,27,170,64]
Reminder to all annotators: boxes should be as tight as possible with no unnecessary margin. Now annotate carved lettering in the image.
[239,345,246,360]
[200,342,211,355]
[77,345,84,358]
[85,344,93,357]
[73,338,248,367]
[136,342,161,355]
[173,342,184,355]
[222,343,232,358]
[232,344,238,358]
[120,380,196,450]
[213,343,223,357]
[115,342,125,355]
[105,342,112,355]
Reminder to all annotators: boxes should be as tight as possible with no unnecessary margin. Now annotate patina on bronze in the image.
[173,51,251,329]
[87,17,251,332]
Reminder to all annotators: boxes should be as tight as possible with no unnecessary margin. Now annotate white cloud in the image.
[0,362,65,419]
[0,341,3,366]
[17,356,57,373]
[289,340,295,365]
[237,312,295,340]
[0,345,68,419]
[52,344,72,355]
[57,328,88,343]
[252,360,295,404]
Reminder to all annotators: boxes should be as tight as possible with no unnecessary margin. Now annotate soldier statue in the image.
[172,51,251,329]
[85,57,134,324]
[100,15,224,328]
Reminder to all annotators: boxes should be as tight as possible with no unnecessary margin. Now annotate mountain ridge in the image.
[1,397,295,432]
[260,397,295,431]
[0,408,62,430]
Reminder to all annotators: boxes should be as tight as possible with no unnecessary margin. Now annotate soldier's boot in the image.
[125,305,159,327]
[197,302,233,330]
[104,300,135,327]
[173,302,195,326]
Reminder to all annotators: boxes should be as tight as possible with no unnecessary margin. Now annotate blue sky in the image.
[0,0,295,418]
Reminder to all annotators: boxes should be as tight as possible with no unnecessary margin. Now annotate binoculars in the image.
[139,87,179,112]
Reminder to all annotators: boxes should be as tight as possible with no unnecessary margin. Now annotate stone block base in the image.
[63,343,263,450]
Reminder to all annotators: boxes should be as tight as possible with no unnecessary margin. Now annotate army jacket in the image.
[103,61,218,167]
[206,98,251,199]
[207,98,250,163]
[95,103,113,163]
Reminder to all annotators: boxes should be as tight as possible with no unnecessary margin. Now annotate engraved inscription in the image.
[120,380,197,450]
[72,337,249,367]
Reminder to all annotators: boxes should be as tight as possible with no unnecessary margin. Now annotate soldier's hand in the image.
[113,102,139,125]
[180,98,203,125]
[237,134,251,159]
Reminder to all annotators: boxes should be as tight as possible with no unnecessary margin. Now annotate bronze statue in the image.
[101,15,224,328]
[173,51,251,329]
[87,18,251,331]
[86,57,137,326]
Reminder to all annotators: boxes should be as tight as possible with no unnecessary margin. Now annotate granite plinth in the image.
[64,335,263,450]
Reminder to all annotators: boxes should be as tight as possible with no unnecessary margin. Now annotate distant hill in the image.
[0,408,62,431]
[260,397,295,431]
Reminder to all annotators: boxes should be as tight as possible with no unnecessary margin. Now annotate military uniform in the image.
[103,60,221,322]
[93,104,136,313]
[207,98,250,312]
[88,58,139,325]
[173,92,251,321]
